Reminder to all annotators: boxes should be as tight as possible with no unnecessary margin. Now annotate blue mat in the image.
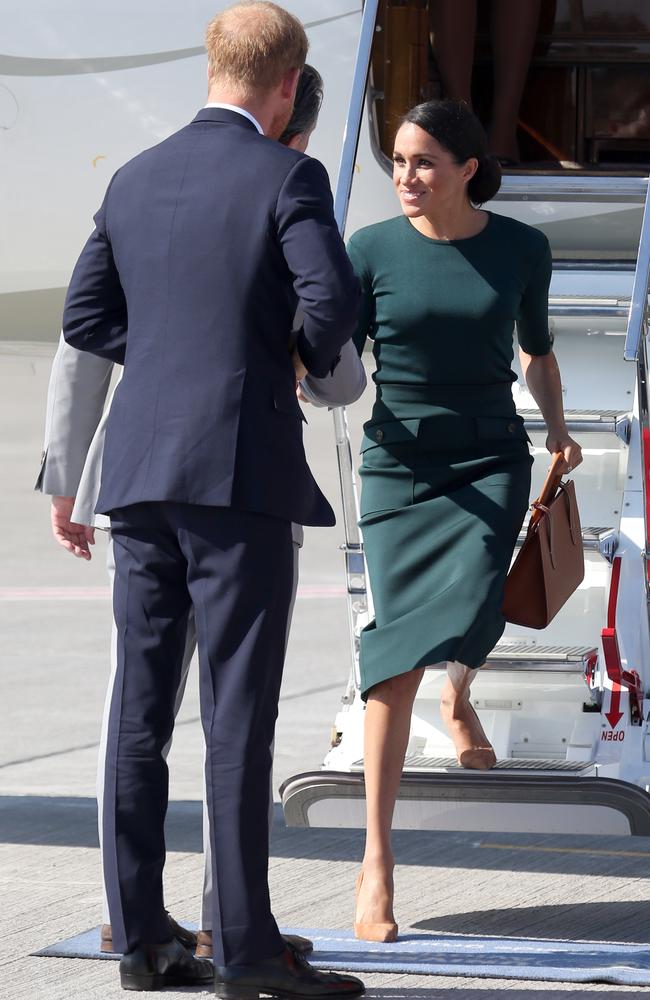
[32,925,650,987]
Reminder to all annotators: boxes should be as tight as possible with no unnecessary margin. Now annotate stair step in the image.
[516,523,616,554]
[486,643,597,672]
[350,754,595,774]
[519,409,629,435]
[497,173,647,205]
[548,296,629,318]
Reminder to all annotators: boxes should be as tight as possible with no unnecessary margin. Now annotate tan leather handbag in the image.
[503,453,584,629]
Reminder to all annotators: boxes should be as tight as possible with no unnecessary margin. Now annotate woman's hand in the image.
[545,430,582,474]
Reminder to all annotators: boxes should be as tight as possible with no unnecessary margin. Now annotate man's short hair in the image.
[205,2,309,94]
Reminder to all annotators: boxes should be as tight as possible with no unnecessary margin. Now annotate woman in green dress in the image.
[349,100,582,942]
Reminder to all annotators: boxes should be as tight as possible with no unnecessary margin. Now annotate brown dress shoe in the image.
[196,929,314,959]
[100,923,114,954]
[101,912,197,954]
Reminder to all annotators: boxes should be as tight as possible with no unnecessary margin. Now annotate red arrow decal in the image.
[605,681,624,729]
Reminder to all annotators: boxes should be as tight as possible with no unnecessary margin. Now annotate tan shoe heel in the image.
[353,871,398,943]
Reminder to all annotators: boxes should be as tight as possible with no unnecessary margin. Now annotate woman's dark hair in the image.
[400,99,502,205]
[279,63,324,145]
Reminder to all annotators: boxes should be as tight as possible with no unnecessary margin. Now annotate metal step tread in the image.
[349,754,594,773]
[547,297,629,317]
[516,522,616,551]
[519,409,629,435]
[404,754,593,773]
[549,294,630,303]
[519,409,626,420]
[497,174,648,204]
[487,642,597,671]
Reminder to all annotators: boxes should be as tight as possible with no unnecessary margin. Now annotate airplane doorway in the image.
[370,0,650,174]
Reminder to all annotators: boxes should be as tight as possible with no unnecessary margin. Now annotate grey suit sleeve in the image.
[71,398,112,529]
[35,334,114,496]
[299,338,367,408]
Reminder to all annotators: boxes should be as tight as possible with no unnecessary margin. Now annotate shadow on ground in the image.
[364,991,638,1000]
[3,795,650,884]
[414,902,650,944]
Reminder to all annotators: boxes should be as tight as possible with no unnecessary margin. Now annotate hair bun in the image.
[469,154,502,205]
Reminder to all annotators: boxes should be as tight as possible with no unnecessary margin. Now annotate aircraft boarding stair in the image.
[281,0,650,838]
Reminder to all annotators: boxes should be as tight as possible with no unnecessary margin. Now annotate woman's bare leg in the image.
[356,667,425,926]
[440,661,496,770]
[429,0,477,104]
[489,0,542,160]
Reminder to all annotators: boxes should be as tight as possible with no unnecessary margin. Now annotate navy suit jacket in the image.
[62,108,360,526]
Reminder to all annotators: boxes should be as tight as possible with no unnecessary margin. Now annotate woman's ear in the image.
[462,157,479,183]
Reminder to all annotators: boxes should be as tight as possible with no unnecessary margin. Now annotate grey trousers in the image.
[97,535,300,929]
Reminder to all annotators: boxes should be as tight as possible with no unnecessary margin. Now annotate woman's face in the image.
[392,122,476,217]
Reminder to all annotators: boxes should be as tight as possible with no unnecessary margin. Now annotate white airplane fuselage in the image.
[1,1,645,343]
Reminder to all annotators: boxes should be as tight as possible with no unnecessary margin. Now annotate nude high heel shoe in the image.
[353,870,398,943]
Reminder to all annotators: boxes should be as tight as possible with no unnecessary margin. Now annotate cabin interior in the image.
[371,0,650,174]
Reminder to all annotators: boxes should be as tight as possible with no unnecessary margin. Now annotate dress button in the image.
[375,429,384,442]
[507,422,516,433]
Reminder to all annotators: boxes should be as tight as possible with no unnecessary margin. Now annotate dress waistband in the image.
[376,382,515,405]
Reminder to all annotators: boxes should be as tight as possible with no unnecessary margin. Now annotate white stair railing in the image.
[330,0,378,694]
[623,174,650,604]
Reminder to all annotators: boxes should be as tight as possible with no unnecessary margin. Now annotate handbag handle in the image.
[529,452,565,528]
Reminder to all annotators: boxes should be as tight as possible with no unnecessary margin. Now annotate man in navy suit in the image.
[62,3,362,994]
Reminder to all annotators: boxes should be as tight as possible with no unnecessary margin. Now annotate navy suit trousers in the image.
[102,501,293,964]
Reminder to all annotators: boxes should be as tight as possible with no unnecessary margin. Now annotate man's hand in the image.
[51,496,95,560]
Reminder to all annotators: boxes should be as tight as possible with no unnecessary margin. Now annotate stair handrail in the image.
[623,175,650,612]
[624,175,650,364]
[332,0,379,237]
[330,0,378,549]
[329,0,379,687]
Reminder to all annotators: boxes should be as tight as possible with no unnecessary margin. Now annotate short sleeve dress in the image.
[346,211,552,699]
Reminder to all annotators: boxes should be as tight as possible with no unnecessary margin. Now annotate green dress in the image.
[347,211,552,699]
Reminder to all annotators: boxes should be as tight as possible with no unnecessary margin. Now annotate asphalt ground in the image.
[1,340,649,998]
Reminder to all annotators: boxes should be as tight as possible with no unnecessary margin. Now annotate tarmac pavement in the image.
[1,340,649,998]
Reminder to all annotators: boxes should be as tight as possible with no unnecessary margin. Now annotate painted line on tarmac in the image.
[0,739,101,769]
[0,586,111,600]
[0,584,346,601]
[481,841,650,859]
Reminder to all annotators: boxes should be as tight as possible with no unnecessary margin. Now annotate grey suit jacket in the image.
[36,334,366,536]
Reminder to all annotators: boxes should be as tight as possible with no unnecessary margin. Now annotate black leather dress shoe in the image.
[282,935,313,958]
[102,912,197,955]
[166,912,198,951]
[214,945,364,1000]
[120,937,213,991]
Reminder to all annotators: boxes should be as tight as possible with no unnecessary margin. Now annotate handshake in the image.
[290,338,366,408]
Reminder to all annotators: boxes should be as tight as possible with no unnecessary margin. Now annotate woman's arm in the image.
[519,348,583,472]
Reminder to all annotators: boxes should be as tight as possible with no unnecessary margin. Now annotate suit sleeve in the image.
[346,232,376,357]
[275,156,360,378]
[35,334,114,496]
[62,176,128,364]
